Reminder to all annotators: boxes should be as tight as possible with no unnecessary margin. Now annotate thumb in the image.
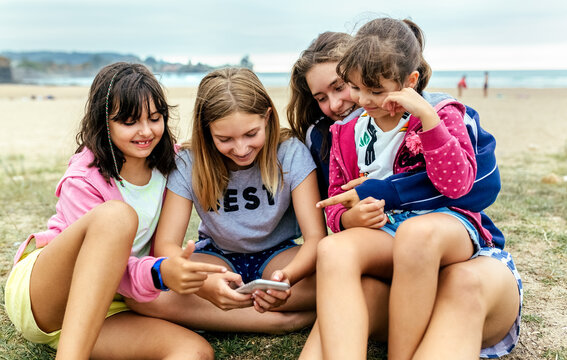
[181,240,196,259]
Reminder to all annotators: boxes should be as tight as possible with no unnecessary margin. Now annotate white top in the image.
[354,111,410,180]
[115,168,166,257]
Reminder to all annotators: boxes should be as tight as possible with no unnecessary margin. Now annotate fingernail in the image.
[266,290,272,295]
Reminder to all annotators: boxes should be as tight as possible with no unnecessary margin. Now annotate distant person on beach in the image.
[295,19,522,360]
[484,71,489,97]
[458,74,467,97]
[4,62,225,359]
[125,67,324,333]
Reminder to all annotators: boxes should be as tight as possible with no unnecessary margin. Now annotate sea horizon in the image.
[10,69,567,89]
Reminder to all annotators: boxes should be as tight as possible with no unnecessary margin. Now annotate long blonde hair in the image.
[185,67,286,211]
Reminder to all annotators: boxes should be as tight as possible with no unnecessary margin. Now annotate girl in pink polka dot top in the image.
[303,18,520,360]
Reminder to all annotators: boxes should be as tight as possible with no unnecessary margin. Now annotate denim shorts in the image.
[194,238,299,283]
[380,207,482,258]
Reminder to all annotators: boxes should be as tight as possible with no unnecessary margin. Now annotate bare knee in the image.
[438,263,485,314]
[167,339,214,360]
[393,218,441,269]
[90,200,138,243]
[317,233,360,273]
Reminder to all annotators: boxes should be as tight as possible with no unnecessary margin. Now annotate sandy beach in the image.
[2,84,566,168]
[1,84,567,359]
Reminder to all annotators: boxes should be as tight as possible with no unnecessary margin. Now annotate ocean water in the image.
[21,69,567,89]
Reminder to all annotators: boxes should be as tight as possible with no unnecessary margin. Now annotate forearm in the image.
[282,239,318,285]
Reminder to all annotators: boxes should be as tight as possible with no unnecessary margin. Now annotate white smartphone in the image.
[235,279,290,294]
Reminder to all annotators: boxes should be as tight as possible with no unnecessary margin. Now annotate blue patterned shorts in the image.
[478,247,523,358]
[194,238,299,283]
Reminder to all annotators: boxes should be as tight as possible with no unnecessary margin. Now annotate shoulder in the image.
[278,136,308,156]
[56,148,118,199]
[278,137,315,168]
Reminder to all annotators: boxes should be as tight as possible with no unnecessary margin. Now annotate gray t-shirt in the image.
[167,137,316,253]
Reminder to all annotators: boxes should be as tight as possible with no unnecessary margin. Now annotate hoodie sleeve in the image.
[324,125,349,233]
[117,256,162,302]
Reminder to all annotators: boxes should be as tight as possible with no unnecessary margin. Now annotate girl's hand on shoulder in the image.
[161,242,227,295]
[382,88,439,130]
[252,270,291,313]
[196,271,254,310]
[341,197,388,229]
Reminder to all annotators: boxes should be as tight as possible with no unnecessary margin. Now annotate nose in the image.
[329,94,343,114]
[233,139,248,156]
[138,120,152,136]
[357,91,371,106]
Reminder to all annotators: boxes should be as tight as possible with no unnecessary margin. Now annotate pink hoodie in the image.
[13,148,162,302]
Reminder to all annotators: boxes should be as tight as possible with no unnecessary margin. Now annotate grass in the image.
[1,147,566,359]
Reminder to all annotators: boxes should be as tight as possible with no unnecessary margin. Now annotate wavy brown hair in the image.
[185,67,287,211]
[337,18,432,94]
[287,31,352,143]
[76,62,177,183]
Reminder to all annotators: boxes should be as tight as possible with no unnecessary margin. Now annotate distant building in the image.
[0,56,13,83]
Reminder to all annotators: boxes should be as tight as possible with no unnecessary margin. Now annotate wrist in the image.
[151,257,169,291]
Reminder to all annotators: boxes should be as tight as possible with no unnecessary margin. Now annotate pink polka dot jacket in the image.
[326,98,493,244]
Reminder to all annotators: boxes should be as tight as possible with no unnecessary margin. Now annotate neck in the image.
[372,111,405,132]
[120,157,152,186]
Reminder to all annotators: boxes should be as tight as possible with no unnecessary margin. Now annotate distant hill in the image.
[0,51,141,66]
[0,51,253,82]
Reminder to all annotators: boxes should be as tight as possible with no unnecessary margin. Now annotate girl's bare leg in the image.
[29,201,138,359]
[299,276,390,360]
[316,228,394,360]
[92,312,214,360]
[413,256,519,360]
[126,291,315,334]
[128,250,315,334]
[388,213,474,360]
[261,246,316,311]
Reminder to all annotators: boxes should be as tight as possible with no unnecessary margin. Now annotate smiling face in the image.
[209,111,268,170]
[305,62,357,121]
[347,69,405,122]
[108,98,164,164]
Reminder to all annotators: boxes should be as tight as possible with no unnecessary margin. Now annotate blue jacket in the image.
[306,92,504,249]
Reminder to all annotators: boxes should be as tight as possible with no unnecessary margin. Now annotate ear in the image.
[264,107,272,125]
[405,71,420,89]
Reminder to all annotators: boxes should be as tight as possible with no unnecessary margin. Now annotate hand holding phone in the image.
[235,279,290,294]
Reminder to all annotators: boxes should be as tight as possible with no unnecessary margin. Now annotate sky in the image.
[1,0,566,72]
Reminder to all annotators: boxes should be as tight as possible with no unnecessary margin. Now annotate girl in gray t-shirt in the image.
[137,68,326,330]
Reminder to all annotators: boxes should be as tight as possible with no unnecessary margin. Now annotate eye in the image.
[217,137,230,143]
[349,84,359,91]
[123,119,136,126]
[371,91,383,95]
[335,83,345,92]
[246,131,258,138]
[315,96,326,103]
[150,116,162,122]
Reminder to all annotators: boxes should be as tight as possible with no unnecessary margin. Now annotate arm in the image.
[153,190,230,296]
[254,171,327,312]
[324,134,350,233]
[355,104,499,212]
[280,171,326,285]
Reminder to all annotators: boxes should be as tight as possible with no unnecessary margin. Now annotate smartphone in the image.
[235,279,290,294]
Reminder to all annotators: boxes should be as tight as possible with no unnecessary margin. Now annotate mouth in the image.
[132,139,153,148]
[233,150,253,162]
[338,104,356,118]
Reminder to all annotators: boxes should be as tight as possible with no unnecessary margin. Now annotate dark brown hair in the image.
[338,18,431,94]
[76,62,177,182]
